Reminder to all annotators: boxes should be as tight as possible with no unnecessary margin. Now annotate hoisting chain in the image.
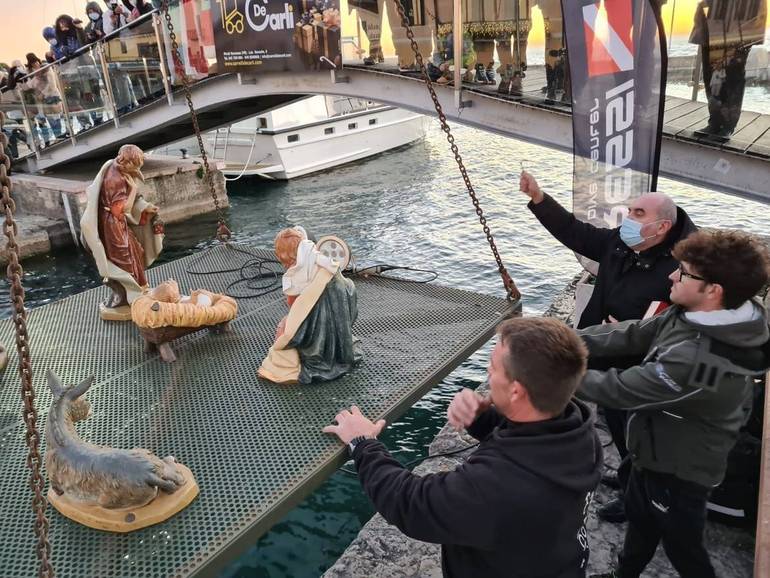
[393,2,520,301]
[0,117,55,578]
[160,1,231,242]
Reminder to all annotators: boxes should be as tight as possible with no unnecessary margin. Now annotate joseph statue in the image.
[80,144,164,320]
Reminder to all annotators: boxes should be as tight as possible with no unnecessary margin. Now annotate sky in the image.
[0,0,765,67]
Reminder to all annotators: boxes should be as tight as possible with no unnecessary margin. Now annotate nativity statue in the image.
[258,227,362,384]
[80,144,164,321]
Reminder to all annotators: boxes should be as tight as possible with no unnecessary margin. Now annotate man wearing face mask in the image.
[85,2,106,44]
[519,170,697,522]
[42,27,63,62]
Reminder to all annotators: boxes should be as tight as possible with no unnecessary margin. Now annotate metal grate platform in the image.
[0,244,516,577]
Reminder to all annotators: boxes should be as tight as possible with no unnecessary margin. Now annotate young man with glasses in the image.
[580,229,770,578]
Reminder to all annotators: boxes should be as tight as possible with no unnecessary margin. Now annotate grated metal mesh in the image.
[0,244,516,577]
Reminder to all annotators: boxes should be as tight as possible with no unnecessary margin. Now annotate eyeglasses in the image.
[677,265,707,283]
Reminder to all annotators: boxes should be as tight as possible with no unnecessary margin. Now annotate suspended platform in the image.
[0,244,517,577]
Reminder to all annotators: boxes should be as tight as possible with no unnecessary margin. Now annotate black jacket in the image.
[529,194,697,329]
[352,400,603,578]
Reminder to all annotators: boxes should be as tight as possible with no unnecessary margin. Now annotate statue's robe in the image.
[259,268,362,385]
[80,160,163,303]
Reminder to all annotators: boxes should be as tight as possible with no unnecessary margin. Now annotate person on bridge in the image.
[689,0,767,139]
[583,229,770,578]
[519,171,697,523]
[324,317,602,578]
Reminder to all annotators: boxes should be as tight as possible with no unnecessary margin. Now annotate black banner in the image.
[562,0,667,228]
[213,0,342,71]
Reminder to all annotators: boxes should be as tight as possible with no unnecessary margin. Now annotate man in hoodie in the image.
[519,170,698,522]
[580,229,770,578]
[324,317,603,578]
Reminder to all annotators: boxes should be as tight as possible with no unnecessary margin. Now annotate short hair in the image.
[672,229,770,309]
[655,194,677,226]
[497,317,588,415]
[274,228,304,268]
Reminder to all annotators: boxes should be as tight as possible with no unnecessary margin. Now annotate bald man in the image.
[519,171,697,523]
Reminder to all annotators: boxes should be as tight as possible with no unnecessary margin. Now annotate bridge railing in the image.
[2,1,769,166]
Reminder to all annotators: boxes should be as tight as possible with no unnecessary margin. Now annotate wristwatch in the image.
[348,435,370,455]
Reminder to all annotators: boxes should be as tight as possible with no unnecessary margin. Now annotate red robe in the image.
[97,163,147,287]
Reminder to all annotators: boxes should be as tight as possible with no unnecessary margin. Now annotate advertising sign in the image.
[562,0,667,229]
[213,0,342,71]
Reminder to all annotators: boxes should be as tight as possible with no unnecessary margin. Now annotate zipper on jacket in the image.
[647,416,658,461]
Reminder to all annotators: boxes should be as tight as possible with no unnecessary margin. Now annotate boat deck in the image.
[0,244,516,577]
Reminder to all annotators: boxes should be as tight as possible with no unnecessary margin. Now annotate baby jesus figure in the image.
[258,227,362,385]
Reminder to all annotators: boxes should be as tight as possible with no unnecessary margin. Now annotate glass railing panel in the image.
[103,14,167,112]
[0,88,37,160]
[15,68,68,149]
[662,1,770,143]
[58,51,109,136]
[342,0,436,72]
[163,0,218,88]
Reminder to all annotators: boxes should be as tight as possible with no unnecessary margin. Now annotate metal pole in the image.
[153,13,174,105]
[96,43,121,127]
[514,0,521,74]
[15,88,40,160]
[452,0,462,90]
[691,45,702,101]
[668,0,677,53]
[51,64,77,145]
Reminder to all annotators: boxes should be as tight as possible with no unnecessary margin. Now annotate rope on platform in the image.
[181,244,441,300]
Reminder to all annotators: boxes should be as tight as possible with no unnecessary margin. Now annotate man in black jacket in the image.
[519,171,697,521]
[324,317,603,578]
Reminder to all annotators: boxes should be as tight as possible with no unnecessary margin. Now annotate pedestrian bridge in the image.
[2,10,770,205]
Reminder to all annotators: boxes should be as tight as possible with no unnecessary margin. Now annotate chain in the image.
[0,118,55,577]
[160,1,231,242]
[393,3,520,301]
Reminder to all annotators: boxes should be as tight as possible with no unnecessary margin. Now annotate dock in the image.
[0,244,516,577]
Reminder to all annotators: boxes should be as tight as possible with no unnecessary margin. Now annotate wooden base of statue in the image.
[99,303,133,321]
[140,322,231,363]
[47,464,198,532]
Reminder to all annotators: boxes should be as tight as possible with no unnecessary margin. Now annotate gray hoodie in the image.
[577,300,770,488]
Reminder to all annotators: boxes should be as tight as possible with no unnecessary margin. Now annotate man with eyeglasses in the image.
[519,170,698,523]
[579,229,770,578]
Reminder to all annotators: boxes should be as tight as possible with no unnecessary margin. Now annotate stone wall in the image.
[3,156,228,263]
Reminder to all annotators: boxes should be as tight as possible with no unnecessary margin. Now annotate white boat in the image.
[153,96,428,179]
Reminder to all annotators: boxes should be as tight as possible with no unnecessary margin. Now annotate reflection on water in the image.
[1,125,769,576]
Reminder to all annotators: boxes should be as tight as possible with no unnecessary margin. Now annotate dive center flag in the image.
[562,0,667,229]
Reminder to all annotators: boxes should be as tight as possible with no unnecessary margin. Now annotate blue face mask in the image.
[619,217,661,248]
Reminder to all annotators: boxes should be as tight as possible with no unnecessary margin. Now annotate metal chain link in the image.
[160,1,231,242]
[393,2,520,301]
[0,117,55,578]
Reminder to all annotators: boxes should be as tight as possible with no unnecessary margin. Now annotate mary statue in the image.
[80,144,164,321]
[259,227,363,385]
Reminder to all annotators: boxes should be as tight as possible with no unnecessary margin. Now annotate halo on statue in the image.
[316,235,352,270]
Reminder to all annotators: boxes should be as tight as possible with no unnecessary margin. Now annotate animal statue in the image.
[45,370,186,510]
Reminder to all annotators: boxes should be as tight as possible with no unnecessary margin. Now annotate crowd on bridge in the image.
[0,1,157,158]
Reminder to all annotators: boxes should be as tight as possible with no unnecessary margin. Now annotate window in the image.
[287,134,299,143]
[324,127,335,135]
[348,123,357,130]
[369,118,377,126]
[258,118,267,129]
